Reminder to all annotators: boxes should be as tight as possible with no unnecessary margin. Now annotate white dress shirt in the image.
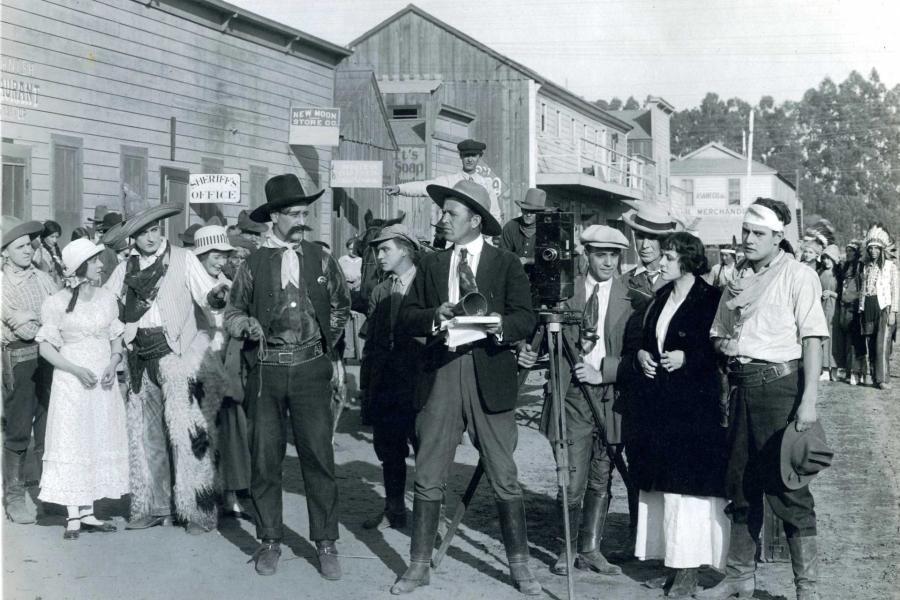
[583,275,613,371]
[448,235,485,304]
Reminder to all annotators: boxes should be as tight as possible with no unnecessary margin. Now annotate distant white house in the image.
[670,142,800,246]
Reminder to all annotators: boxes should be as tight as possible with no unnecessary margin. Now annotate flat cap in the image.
[580,224,629,250]
[368,223,420,249]
[457,139,486,154]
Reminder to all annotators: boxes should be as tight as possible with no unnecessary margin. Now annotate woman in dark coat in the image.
[626,232,729,598]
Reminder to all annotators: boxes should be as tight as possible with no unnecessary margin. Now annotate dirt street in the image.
[3,355,899,600]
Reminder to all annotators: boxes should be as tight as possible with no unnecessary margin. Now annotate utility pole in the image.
[745,111,754,204]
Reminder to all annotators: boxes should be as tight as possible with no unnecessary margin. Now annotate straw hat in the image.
[192,225,235,256]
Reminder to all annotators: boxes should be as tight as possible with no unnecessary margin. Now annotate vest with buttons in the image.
[241,241,332,367]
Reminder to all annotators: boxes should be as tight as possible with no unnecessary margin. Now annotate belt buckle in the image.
[278,351,293,364]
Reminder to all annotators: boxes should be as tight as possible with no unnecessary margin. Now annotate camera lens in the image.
[541,248,559,262]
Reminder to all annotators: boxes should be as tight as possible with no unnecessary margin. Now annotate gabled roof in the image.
[335,67,399,150]
[679,142,745,161]
[349,4,632,132]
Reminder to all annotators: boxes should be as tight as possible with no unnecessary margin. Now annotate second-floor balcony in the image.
[536,136,654,202]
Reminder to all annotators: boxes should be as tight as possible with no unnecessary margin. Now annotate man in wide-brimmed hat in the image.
[385,138,504,224]
[103,203,230,535]
[236,209,267,249]
[390,179,539,595]
[223,173,350,580]
[499,188,556,265]
[359,224,424,532]
[1,216,59,523]
[622,204,679,298]
[92,211,124,285]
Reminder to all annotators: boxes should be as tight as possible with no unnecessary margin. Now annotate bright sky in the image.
[230,0,900,110]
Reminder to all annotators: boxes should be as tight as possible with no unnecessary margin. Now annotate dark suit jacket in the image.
[555,275,645,444]
[397,242,536,413]
[623,277,727,496]
[360,275,424,411]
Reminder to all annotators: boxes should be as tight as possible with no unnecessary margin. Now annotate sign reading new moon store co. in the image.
[189,174,241,204]
[289,107,340,146]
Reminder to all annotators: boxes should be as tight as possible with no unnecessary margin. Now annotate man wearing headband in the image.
[699,198,828,600]
[1,217,59,524]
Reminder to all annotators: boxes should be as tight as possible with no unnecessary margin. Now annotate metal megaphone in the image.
[452,292,488,316]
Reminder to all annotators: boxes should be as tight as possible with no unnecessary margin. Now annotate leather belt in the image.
[259,340,324,366]
[3,343,39,364]
[727,359,799,388]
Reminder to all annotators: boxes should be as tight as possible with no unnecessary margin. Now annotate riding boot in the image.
[576,490,621,575]
[694,523,756,598]
[497,498,541,595]
[787,536,819,600]
[551,501,581,576]
[390,498,441,595]
[3,448,35,524]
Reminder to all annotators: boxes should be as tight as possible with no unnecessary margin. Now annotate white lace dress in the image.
[36,287,129,506]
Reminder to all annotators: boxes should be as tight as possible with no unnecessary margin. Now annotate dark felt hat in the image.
[249,174,324,223]
[2,216,43,249]
[426,179,502,237]
[179,223,202,247]
[237,209,268,234]
[95,211,123,233]
[88,204,110,224]
[780,421,834,490]
[457,139,486,155]
[515,188,556,212]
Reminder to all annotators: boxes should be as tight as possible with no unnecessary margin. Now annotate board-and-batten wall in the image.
[345,11,532,224]
[1,0,338,242]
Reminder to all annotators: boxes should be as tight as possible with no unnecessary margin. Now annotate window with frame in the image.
[682,179,694,206]
[121,145,148,203]
[728,178,741,205]
[249,165,268,209]
[51,134,83,238]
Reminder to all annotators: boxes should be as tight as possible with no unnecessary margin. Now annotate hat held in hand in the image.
[780,421,834,490]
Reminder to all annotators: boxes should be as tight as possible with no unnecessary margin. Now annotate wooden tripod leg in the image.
[431,461,485,569]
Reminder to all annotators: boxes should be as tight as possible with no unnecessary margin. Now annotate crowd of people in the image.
[1,137,896,600]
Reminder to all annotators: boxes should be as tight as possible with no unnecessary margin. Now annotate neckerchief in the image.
[122,244,171,323]
[724,250,791,312]
[518,220,536,239]
[263,234,302,289]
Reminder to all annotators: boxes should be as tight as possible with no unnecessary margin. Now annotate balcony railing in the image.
[537,136,654,196]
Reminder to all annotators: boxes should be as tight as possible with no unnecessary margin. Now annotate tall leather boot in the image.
[576,490,621,575]
[497,498,541,595]
[3,448,35,524]
[551,501,581,576]
[694,523,756,598]
[787,536,819,600]
[390,498,441,595]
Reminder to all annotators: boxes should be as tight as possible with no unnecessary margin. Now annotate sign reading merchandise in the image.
[290,107,340,146]
[331,160,383,188]
[189,174,241,203]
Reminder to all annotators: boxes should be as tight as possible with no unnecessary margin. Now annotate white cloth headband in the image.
[743,204,784,232]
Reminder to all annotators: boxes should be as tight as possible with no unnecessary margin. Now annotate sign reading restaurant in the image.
[189,173,241,203]
[289,107,340,146]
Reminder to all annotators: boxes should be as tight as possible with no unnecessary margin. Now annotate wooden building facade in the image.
[1,0,351,245]
[344,5,650,242]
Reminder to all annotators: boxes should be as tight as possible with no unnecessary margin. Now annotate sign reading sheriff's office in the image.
[189,173,241,203]
[290,107,340,146]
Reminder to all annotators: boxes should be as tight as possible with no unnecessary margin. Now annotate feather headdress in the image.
[864,223,891,249]
[802,219,836,249]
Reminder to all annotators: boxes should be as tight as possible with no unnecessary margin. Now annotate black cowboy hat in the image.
[426,179,502,237]
[249,174,325,223]
[95,211,123,233]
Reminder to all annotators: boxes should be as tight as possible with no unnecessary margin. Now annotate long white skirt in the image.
[634,490,731,570]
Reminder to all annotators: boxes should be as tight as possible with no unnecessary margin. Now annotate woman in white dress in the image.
[627,232,730,597]
[36,239,129,540]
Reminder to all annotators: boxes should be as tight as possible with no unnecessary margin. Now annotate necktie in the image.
[581,283,600,351]
[458,248,478,297]
[389,276,404,334]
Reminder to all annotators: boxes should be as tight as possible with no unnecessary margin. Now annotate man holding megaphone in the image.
[391,179,538,596]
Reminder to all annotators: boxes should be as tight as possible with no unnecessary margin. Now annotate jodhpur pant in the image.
[244,355,338,542]
[559,385,616,507]
[414,353,521,502]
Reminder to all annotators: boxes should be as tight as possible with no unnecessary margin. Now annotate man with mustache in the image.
[224,174,351,580]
